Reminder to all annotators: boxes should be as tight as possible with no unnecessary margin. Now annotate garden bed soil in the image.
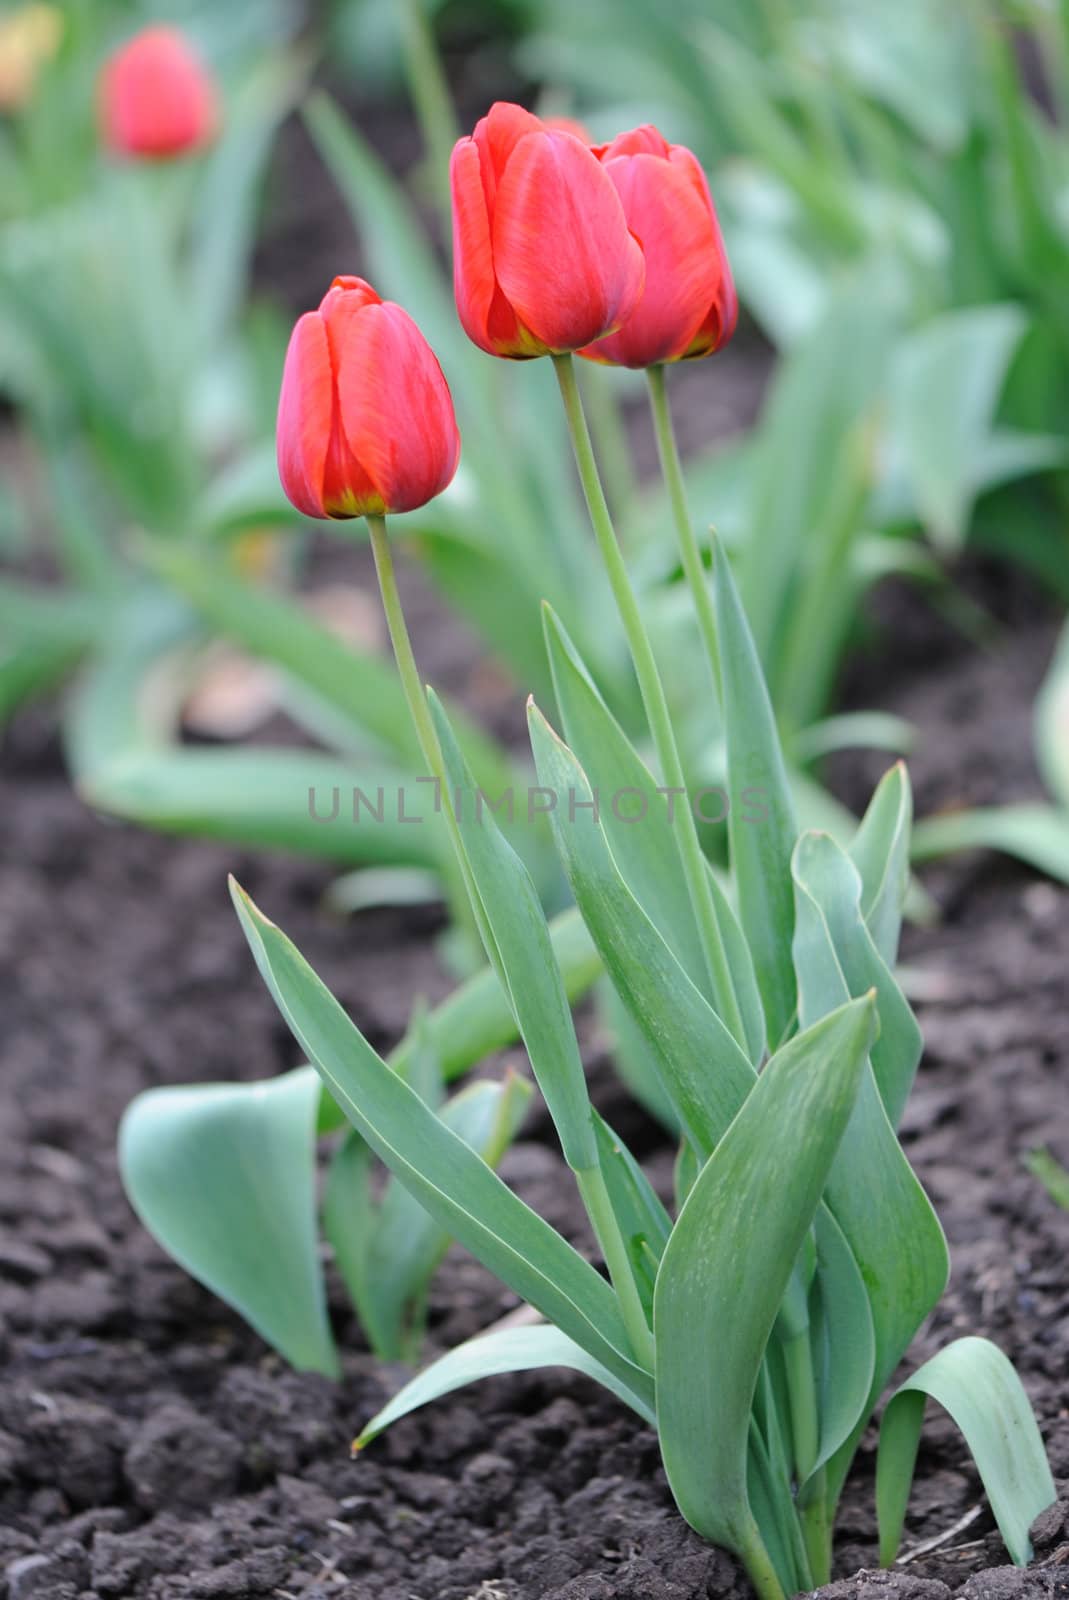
[1,563,1067,1600]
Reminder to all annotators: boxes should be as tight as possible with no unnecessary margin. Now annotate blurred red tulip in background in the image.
[100,25,218,160]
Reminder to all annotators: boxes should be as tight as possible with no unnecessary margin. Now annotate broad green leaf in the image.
[848,762,913,967]
[544,603,765,1063]
[807,1205,875,1478]
[429,692,598,1174]
[792,841,949,1508]
[713,541,798,1045]
[0,578,99,723]
[877,1337,1055,1566]
[146,543,512,798]
[911,803,1069,886]
[597,979,680,1131]
[356,1322,656,1451]
[654,997,876,1551]
[118,1066,338,1377]
[326,1074,532,1362]
[593,1111,672,1319]
[82,747,445,868]
[230,881,654,1408]
[792,832,922,1128]
[62,589,195,780]
[1035,620,1069,812]
[401,906,601,1086]
[888,304,1029,551]
[738,283,892,661]
[528,701,755,1160]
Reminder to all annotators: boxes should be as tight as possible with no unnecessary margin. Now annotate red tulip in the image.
[100,26,218,160]
[450,101,644,359]
[277,276,461,521]
[577,126,737,369]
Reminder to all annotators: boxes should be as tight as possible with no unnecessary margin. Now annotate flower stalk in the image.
[552,351,746,1048]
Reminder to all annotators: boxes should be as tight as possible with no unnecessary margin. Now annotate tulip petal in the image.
[276,311,333,518]
[583,150,721,368]
[670,148,738,357]
[334,303,460,515]
[596,125,670,162]
[451,139,499,355]
[492,131,645,353]
[474,101,545,200]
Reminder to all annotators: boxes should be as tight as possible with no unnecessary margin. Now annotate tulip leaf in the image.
[848,762,913,968]
[428,691,599,1174]
[145,543,513,802]
[325,1073,532,1361]
[82,746,446,868]
[543,602,765,1063]
[910,802,1069,887]
[528,699,755,1161]
[888,304,1029,551]
[230,879,654,1410]
[792,834,950,1507]
[593,1111,672,1319]
[877,1337,1055,1567]
[792,831,922,1128]
[1035,619,1069,812]
[654,996,875,1552]
[402,906,601,1085]
[807,1204,876,1478]
[118,1066,338,1377]
[356,1322,656,1451]
[713,541,799,1045]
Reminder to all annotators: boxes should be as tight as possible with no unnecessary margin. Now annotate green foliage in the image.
[231,556,1052,1595]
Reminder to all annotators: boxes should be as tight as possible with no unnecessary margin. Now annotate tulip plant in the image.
[196,104,1051,1597]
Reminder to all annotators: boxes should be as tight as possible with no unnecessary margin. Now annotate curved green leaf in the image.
[230,880,654,1410]
[356,1322,656,1450]
[429,691,598,1174]
[877,1337,1055,1566]
[654,996,876,1551]
[911,803,1069,886]
[713,541,798,1045]
[1035,620,1069,812]
[82,747,445,868]
[848,762,913,968]
[326,1073,532,1361]
[119,1066,338,1377]
[792,835,950,1508]
[793,831,922,1128]
[528,700,755,1161]
[543,602,765,1063]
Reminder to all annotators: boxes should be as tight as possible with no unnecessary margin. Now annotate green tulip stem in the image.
[738,1516,790,1600]
[553,353,746,1049]
[646,363,722,704]
[366,516,450,801]
[370,512,655,1367]
[366,513,488,949]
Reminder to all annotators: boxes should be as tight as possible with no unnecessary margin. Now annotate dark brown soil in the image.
[1,560,1067,1600]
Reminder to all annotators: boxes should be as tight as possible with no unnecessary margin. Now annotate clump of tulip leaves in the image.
[224,547,1053,1600]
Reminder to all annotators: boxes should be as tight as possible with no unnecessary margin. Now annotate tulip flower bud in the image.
[450,101,645,359]
[577,126,737,369]
[277,276,461,521]
[100,26,218,160]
